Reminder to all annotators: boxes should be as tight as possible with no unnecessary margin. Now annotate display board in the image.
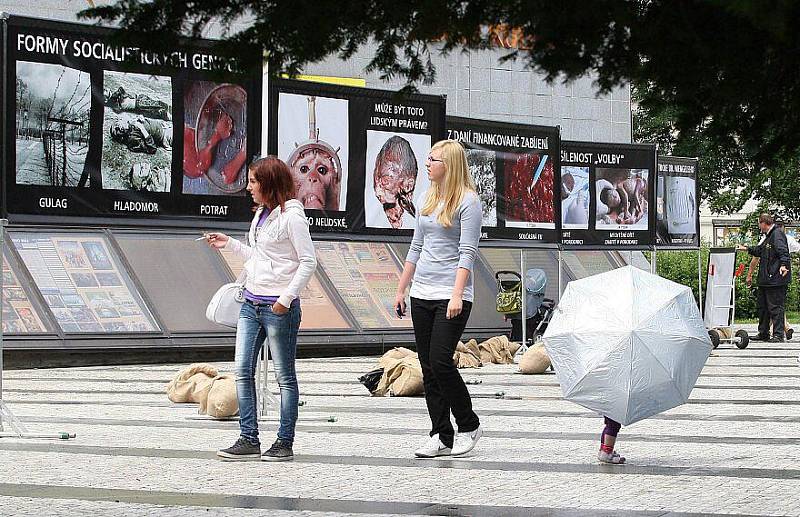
[447,116,560,244]
[268,78,446,238]
[560,141,656,248]
[656,156,700,248]
[315,242,412,328]
[218,239,351,330]
[10,232,158,333]
[2,256,49,334]
[3,15,261,226]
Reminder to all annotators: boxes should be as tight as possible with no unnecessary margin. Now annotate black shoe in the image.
[768,336,785,343]
[752,334,770,341]
[217,437,261,460]
[261,439,294,462]
[787,329,794,341]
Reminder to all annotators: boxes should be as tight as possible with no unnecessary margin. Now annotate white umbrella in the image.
[543,265,712,425]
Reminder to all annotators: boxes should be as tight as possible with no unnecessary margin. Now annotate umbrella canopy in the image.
[543,265,712,425]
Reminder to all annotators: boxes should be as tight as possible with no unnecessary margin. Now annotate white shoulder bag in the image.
[206,269,247,328]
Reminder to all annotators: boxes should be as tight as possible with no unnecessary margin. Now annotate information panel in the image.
[656,156,700,248]
[2,256,48,334]
[218,240,351,330]
[3,15,261,225]
[447,116,561,244]
[315,242,412,328]
[10,232,158,333]
[269,78,446,238]
[560,141,656,248]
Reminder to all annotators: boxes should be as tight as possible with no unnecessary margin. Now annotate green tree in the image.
[83,1,800,167]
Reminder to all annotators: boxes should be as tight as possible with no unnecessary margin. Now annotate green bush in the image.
[653,247,800,321]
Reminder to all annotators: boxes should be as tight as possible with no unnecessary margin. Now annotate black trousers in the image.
[411,297,479,448]
[757,285,788,339]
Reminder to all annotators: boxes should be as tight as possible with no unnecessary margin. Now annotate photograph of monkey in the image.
[595,168,649,230]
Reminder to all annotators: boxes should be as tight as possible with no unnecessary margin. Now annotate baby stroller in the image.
[495,269,555,351]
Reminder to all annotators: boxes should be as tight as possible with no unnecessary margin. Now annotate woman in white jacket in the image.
[206,156,316,462]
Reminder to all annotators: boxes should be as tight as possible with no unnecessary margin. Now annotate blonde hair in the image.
[421,139,476,227]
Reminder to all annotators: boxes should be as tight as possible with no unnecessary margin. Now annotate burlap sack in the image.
[166,363,218,403]
[203,374,239,418]
[378,347,417,369]
[453,341,482,368]
[478,335,519,364]
[375,356,424,397]
[519,343,551,374]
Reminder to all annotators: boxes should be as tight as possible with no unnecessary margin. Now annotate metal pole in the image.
[698,249,704,316]
[557,249,564,301]
[1,219,5,432]
[520,250,526,348]
[651,246,658,275]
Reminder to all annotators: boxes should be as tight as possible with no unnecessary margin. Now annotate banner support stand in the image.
[520,250,527,351]
[698,249,703,315]
[651,246,658,275]
[0,220,75,439]
[557,248,564,300]
[257,345,280,420]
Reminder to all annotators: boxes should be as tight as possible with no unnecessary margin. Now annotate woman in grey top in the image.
[394,139,483,458]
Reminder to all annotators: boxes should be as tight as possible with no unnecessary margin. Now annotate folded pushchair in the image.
[495,268,554,348]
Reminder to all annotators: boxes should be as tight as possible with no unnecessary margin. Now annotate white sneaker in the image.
[452,426,483,456]
[414,434,452,458]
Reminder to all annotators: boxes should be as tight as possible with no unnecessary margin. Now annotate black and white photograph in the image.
[364,130,431,230]
[465,149,497,226]
[102,71,172,192]
[81,241,113,270]
[15,61,91,187]
[278,92,348,211]
[182,81,248,196]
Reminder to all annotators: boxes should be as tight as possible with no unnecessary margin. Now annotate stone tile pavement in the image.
[0,336,799,516]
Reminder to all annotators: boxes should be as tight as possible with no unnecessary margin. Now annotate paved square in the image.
[1,336,798,516]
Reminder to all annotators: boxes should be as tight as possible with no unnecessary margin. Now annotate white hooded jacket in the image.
[225,199,317,308]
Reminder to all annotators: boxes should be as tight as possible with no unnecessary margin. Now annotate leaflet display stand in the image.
[0,220,75,439]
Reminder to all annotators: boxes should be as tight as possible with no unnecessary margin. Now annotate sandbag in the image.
[477,335,519,364]
[519,343,551,374]
[204,374,239,418]
[375,356,424,397]
[166,363,218,403]
[453,341,482,368]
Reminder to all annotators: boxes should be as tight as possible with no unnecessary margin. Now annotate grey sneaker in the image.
[217,437,261,461]
[261,439,294,462]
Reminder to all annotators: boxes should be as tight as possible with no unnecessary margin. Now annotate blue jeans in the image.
[234,300,301,446]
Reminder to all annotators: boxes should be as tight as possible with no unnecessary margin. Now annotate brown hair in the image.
[249,156,296,211]
[758,213,774,225]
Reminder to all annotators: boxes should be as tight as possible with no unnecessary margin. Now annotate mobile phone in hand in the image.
[395,305,405,318]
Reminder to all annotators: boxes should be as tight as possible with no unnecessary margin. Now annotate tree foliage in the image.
[82,1,800,167]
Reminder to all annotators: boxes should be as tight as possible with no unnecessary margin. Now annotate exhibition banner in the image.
[269,78,446,237]
[656,156,700,248]
[447,116,561,245]
[560,140,656,248]
[3,15,262,225]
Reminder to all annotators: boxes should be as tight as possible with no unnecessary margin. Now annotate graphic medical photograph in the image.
[595,168,650,230]
[15,61,91,187]
[561,166,590,229]
[182,81,248,196]
[465,149,497,227]
[278,92,348,211]
[364,130,431,230]
[102,71,173,192]
[503,152,555,228]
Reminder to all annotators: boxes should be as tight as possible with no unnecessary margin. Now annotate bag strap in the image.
[234,268,247,287]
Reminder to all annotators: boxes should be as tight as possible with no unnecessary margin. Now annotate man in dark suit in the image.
[739,213,792,342]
